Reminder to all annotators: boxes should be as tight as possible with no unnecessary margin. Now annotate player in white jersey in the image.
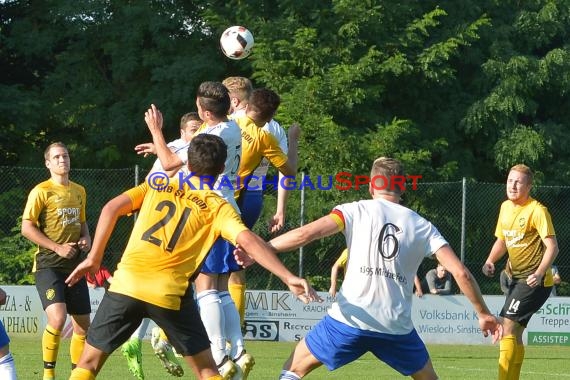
[194,118,242,212]
[136,112,202,175]
[174,81,245,377]
[261,157,502,379]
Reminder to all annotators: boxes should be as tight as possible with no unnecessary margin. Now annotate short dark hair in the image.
[187,134,227,177]
[196,81,231,119]
[44,142,68,160]
[180,112,201,129]
[248,88,281,122]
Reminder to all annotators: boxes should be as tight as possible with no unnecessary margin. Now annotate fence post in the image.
[134,165,140,223]
[299,172,305,277]
[460,177,466,263]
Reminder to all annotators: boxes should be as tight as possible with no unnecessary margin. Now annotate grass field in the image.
[9,337,570,379]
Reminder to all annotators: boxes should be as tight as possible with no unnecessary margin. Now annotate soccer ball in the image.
[220,26,254,60]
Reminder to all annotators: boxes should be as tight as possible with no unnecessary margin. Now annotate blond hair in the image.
[222,76,253,104]
[370,157,405,194]
[510,164,533,184]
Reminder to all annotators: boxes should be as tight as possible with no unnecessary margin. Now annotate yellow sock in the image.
[159,328,169,341]
[206,375,223,380]
[69,367,96,380]
[70,333,87,368]
[43,325,61,379]
[498,335,517,380]
[508,343,525,380]
[229,283,246,325]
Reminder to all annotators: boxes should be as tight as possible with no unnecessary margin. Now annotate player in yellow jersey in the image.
[234,88,298,189]
[482,164,558,380]
[65,130,320,380]
[127,111,203,379]
[22,142,91,380]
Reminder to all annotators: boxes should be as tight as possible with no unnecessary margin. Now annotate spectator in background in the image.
[551,265,562,296]
[414,275,424,298]
[0,288,17,380]
[425,263,453,295]
[500,261,513,296]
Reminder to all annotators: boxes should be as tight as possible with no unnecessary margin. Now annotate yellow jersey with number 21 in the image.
[109,178,248,310]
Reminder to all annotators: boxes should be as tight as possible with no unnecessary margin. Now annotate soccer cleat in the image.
[217,356,238,380]
[233,352,255,380]
[151,328,184,377]
[121,338,145,380]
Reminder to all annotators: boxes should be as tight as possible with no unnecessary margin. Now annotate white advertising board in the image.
[1,286,568,346]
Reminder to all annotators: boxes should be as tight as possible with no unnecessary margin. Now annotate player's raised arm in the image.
[235,230,322,304]
[144,104,185,172]
[270,214,341,253]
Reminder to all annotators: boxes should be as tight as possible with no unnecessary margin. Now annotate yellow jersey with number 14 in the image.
[495,197,555,284]
[109,178,248,310]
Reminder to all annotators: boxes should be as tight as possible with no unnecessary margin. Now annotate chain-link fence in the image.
[0,167,568,296]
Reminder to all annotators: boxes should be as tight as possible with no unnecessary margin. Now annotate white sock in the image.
[0,352,17,380]
[280,369,301,380]
[197,290,226,365]
[132,318,150,340]
[220,291,244,359]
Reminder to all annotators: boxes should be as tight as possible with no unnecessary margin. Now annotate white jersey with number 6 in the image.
[329,198,448,334]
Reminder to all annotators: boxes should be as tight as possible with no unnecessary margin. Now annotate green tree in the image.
[0,218,35,284]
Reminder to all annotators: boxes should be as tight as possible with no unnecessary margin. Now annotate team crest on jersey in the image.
[46,288,56,300]
[519,217,526,228]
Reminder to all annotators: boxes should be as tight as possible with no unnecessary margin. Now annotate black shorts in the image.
[87,289,210,356]
[500,279,551,327]
[35,268,91,315]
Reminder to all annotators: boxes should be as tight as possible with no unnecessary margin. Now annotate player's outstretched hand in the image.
[134,142,157,157]
[233,244,256,268]
[144,104,164,134]
[288,123,301,141]
[285,276,323,304]
[482,262,495,277]
[65,257,100,287]
[478,313,503,344]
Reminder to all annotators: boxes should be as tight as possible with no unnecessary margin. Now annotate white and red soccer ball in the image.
[220,26,254,60]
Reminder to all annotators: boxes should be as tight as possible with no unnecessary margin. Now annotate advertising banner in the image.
[2,286,568,345]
